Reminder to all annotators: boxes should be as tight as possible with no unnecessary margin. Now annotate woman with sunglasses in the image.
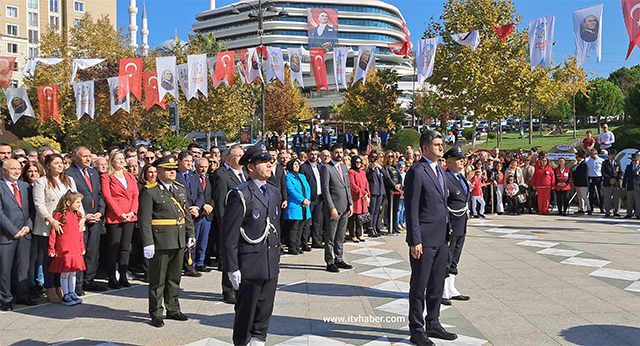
[383,151,402,235]
[348,156,370,242]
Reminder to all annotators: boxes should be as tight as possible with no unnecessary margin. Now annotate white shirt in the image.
[115,174,128,189]
[423,156,439,176]
[310,162,322,196]
[225,163,245,183]
[586,156,604,177]
[4,178,17,193]
[317,24,326,36]
[599,131,615,150]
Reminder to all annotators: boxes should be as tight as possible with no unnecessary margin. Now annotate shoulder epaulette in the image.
[174,181,185,188]
[145,182,157,189]
[266,180,278,187]
[233,181,249,190]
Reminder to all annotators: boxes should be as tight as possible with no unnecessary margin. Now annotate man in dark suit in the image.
[212,145,245,304]
[602,149,622,217]
[358,125,369,154]
[66,146,106,294]
[405,131,457,346]
[336,130,347,148]
[623,154,640,219]
[222,143,281,346]
[320,131,332,151]
[268,149,288,206]
[0,142,11,179]
[175,151,205,277]
[299,148,323,249]
[194,158,214,272]
[321,144,353,273]
[0,159,36,310]
[572,153,590,214]
[441,148,471,306]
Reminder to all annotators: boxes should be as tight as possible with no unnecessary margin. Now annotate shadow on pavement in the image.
[13,303,149,323]
[560,325,640,346]
[278,282,406,299]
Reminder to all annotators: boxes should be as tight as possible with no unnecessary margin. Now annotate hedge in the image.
[385,128,420,153]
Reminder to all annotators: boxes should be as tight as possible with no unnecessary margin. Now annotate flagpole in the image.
[259,0,266,142]
[412,56,416,128]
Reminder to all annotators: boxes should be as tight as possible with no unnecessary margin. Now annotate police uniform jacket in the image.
[445,169,470,237]
[139,181,195,250]
[602,159,622,187]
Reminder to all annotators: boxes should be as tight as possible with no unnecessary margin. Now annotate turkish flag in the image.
[37,85,59,123]
[0,57,16,90]
[212,51,236,88]
[143,70,166,111]
[491,23,514,43]
[310,48,329,92]
[623,0,640,59]
[388,23,413,57]
[256,46,269,59]
[119,58,143,100]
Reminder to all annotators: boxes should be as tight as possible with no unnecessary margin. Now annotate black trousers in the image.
[77,221,103,289]
[0,236,31,303]
[105,222,135,275]
[128,223,149,277]
[506,195,519,214]
[285,219,304,251]
[369,194,383,230]
[589,177,604,212]
[347,214,363,239]
[35,235,60,289]
[303,195,323,246]
[233,277,278,346]
[556,189,570,214]
[148,248,183,319]
[446,235,465,276]
[409,242,448,334]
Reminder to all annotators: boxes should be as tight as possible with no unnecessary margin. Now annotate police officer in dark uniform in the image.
[442,147,471,305]
[139,155,196,328]
[222,143,281,346]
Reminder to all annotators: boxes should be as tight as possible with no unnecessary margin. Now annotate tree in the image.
[552,56,591,138]
[608,65,640,97]
[624,82,640,125]
[414,87,451,130]
[264,68,316,135]
[576,78,624,132]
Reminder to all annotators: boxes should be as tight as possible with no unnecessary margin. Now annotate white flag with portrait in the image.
[352,45,375,86]
[416,38,438,85]
[108,76,130,115]
[23,58,64,77]
[529,15,556,71]
[177,63,198,100]
[451,31,480,52]
[288,47,304,88]
[188,53,208,98]
[5,88,34,123]
[266,47,285,85]
[333,47,349,90]
[156,56,178,101]
[73,81,95,120]
[573,4,603,67]
[247,47,263,85]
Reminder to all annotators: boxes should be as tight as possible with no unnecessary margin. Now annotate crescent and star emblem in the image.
[0,58,10,71]
[631,4,640,26]
[43,86,53,100]
[315,55,323,71]
[222,55,231,67]
[125,62,138,77]
[148,76,158,89]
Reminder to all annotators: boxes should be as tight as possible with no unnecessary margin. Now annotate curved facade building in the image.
[192,0,414,114]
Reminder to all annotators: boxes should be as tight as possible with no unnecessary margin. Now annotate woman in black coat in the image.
[383,151,402,235]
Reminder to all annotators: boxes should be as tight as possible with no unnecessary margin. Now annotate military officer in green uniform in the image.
[139,155,196,328]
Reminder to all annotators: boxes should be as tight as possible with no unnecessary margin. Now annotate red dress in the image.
[348,168,370,214]
[48,211,86,273]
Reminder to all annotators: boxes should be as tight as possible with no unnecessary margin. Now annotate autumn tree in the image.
[264,68,316,135]
[576,78,624,132]
[552,56,591,138]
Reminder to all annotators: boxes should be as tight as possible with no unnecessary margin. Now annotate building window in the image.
[50,0,59,13]
[74,1,84,13]
[29,47,38,58]
[28,12,38,27]
[28,0,38,10]
[6,6,18,18]
[75,18,82,26]
[6,25,17,36]
[28,30,38,44]
[10,80,18,88]
[13,62,18,71]
[49,16,59,29]
[7,43,18,54]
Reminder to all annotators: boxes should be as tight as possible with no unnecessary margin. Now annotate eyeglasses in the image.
[356,161,362,164]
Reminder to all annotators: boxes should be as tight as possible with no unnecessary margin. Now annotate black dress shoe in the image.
[301,245,312,252]
[409,332,435,346]
[184,270,203,277]
[195,266,212,272]
[16,299,38,306]
[166,312,188,321]
[311,243,323,249]
[450,295,470,301]
[426,325,458,340]
[0,302,13,311]
[150,317,164,327]
[326,264,340,273]
[84,281,107,292]
[624,215,632,219]
[223,291,236,304]
[287,249,299,255]
[614,213,622,217]
[441,298,452,305]
[605,213,612,218]
[119,276,131,288]
[335,261,353,269]
[108,275,120,289]
[75,288,85,296]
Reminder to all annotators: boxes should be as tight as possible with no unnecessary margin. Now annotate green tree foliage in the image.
[611,125,640,151]
[265,68,316,135]
[341,68,403,128]
[385,129,420,152]
[608,65,640,97]
[576,78,624,131]
[624,82,640,125]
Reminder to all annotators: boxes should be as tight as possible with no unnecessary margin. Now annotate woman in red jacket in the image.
[348,156,371,242]
[532,154,555,215]
[554,157,571,216]
[101,150,139,289]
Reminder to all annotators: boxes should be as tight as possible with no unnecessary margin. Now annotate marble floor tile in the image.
[560,257,612,268]
[623,281,640,293]
[536,248,584,257]
[359,267,411,280]
[589,268,640,281]
[498,234,538,240]
[482,227,518,233]
[348,248,394,256]
[517,240,559,248]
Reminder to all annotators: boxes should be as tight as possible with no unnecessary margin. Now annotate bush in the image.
[461,128,474,140]
[487,132,497,140]
[385,128,420,153]
[23,136,61,151]
[156,134,194,152]
[612,125,640,151]
[11,140,36,152]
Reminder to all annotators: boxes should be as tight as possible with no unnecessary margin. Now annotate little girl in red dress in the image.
[48,192,86,306]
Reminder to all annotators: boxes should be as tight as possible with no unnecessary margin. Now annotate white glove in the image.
[187,237,196,248]
[143,245,155,259]
[228,270,241,291]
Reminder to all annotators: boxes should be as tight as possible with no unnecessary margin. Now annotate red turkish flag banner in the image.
[310,48,329,92]
[143,71,166,111]
[119,58,143,100]
[388,23,413,57]
[212,51,236,88]
[623,0,640,59]
[256,46,269,59]
[37,85,59,123]
[490,23,514,43]
[0,57,16,90]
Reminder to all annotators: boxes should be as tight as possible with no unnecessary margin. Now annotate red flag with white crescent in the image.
[623,0,640,59]
[490,23,514,43]
[212,51,236,88]
[388,23,413,57]
[0,57,16,90]
[310,48,329,92]
[37,84,59,123]
[143,70,166,111]
[119,58,143,100]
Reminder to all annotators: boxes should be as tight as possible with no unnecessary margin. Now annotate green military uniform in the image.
[139,155,195,321]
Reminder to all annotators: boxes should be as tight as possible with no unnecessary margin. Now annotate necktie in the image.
[238,172,245,183]
[458,173,468,195]
[12,182,22,208]
[336,163,344,183]
[83,169,93,193]
[201,175,206,190]
[183,173,190,187]
[260,184,268,202]
[437,167,445,197]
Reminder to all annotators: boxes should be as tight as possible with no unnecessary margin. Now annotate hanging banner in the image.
[310,48,329,92]
[23,58,64,77]
[333,47,349,90]
[108,76,130,115]
[213,50,236,88]
[388,23,413,57]
[247,47,263,85]
[237,49,250,86]
[70,59,105,83]
[73,81,95,120]
[0,57,16,90]
[177,63,198,100]
[451,31,481,52]
[37,84,60,123]
[266,47,285,85]
[307,8,338,51]
[188,53,208,98]
[417,38,438,85]
[156,56,178,101]
[118,58,143,101]
[143,70,166,111]
[491,24,514,43]
[288,47,304,88]
[352,45,375,86]
[6,88,35,123]
[573,4,603,67]
[623,0,640,59]
[529,15,556,71]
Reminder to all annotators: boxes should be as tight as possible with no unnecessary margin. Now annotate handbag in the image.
[517,193,527,204]
[357,212,371,227]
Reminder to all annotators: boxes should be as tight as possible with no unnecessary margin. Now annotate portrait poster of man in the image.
[572,4,602,67]
[5,88,35,123]
[107,76,130,115]
[155,56,178,101]
[307,8,339,51]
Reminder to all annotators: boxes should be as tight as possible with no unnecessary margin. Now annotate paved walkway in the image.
[4,213,640,345]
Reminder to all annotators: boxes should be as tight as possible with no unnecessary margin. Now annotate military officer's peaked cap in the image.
[443,147,465,159]
[239,142,273,166]
[154,154,179,169]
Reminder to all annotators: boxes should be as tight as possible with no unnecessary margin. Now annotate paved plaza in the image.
[4,213,640,346]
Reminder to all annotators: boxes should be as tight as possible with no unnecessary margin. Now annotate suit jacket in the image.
[602,159,622,187]
[366,165,388,196]
[32,176,79,236]
[404,158,449,247]
[358,130,369,150]
[198,173,214,221]
[571,160,589,187]
[268,164,287,202]
[175,169,205,210]
[623,164,640,191]
[100,172,139,224]
[445,169,470,237]
[65,165,105,216]
[212,165,242,224]
[321,161,353,214]
[222,179,281,280]
[299,161,322,201]
[0,180,33,244]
